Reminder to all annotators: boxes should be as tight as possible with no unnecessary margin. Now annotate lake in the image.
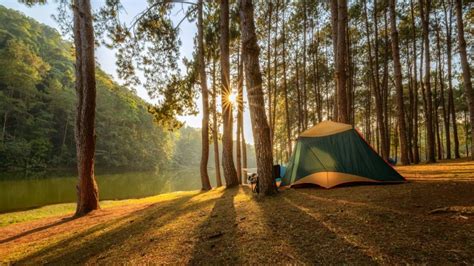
[0,168,219,213]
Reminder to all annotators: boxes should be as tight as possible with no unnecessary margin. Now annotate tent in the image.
[281,121,405,188]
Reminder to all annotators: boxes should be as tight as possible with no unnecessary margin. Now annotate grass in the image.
[0,160,473,264]
[397,158,474,181]
[0,191,197,227]
[0,204,77,227]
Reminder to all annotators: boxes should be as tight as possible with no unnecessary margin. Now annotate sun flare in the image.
[228,91,238,105]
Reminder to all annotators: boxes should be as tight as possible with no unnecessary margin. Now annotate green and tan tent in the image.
[281,121,405,188]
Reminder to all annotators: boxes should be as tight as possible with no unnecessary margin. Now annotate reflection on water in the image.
[0,169,217,212]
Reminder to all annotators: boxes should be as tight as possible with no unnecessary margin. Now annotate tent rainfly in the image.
[281,121,405,188]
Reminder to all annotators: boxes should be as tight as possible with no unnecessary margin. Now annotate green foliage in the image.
[0,5,171,170]
[97,1,198,129]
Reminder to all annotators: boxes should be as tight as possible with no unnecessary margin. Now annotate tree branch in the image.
[129,0,197,30]
[174,6,197,30]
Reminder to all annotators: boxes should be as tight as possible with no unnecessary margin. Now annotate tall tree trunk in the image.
[282,4,292,158]
[382,7,390,158]
[296,50,302,132]
[220,0,239,186]
[302,0,308,129]
[374,0,388,160]
[455,0,474,159]
[436,23,450,159]
[389,0,409,165]
[406,40,414,163]
[419,0,436,162]
[363,0,388,160]
[266,2,273,147]
[325,45,331,120]
[312,20,322,125]
[272,1,279,137]
[433,71,443,159]
[239,0,276,195]
[241,118,248,184]
[420,38,428,160]
[236,43,243,184]
[333,0,349,123]
[73,0,99,216]
[198,0,211,190]
[410,0,420,163]
[211,59,222,187]
[444,0,460,158]
[316,29,323,123]
[331,0,338,121]
[347,25,354,125]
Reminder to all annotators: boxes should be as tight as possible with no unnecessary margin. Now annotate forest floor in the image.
[1,159,473,264]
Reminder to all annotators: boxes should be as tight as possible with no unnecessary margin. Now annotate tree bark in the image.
[220,0,239,187]
[313,23,322,124]
[302,0,308,129]
[410,0,420,163]
[346,25,354,125]
[363,0,388,160]
[382,7,390,158]
[239,0,276,195]
[433,71,443,159]
[333,0,349,123]
[454,0,474,159]
[272,1,279,137]
[420,36,428,161]
[296,49,302,132]
[330,0,338,121]
[266,2,273,146]
[73,0,99,216]
[281,3,292,159]
[198,0,211,190]
[406,40,414,163]
[436,23,450,159]
[419,0,436,162]
[389,0,409,165]
[443,0,461,158]
[211,58,222,187]
[236,43,243,184]
[375,0,388,160]
[241,117,248,184]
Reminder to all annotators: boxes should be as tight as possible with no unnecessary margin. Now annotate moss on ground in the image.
[0,160,473,264]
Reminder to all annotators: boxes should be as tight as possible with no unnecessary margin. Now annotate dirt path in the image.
[1,161,474,264]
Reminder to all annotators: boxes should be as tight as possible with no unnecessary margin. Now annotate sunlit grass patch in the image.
[396,158,474,181]
[0,190,200,227]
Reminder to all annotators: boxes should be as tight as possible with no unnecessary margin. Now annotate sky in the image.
[0,0,255,143]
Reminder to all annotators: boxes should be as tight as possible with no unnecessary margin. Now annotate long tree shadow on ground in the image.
[284,188,474,264]
[16,193,210,264]
[0,217,74,244]
[189,187,240,265]
[253,188,379,265]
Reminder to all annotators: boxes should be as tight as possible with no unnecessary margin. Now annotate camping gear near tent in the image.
[280,166,286,178]
[281,121,405,188]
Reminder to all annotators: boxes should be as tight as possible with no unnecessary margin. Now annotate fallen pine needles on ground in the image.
[0,160,473,264]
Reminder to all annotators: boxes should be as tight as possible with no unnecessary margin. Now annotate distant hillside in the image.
[0,5,170,170]
[0,5,256,171]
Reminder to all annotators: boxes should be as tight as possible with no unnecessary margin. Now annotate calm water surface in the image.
[0,169,217,212]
